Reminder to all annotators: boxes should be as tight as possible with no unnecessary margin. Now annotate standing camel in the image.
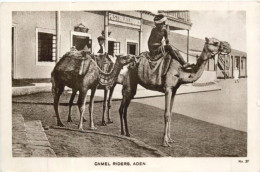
[118,37,231,146]
[66,54,128,126]
[51,51,134,130]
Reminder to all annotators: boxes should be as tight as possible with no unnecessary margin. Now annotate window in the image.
[38,32,56,62]
[235,56,240,68]
[113,42,120,55]
[108,41,120,56]
[241,58,244,69]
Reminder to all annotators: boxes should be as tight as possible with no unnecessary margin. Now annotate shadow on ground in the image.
[12,92,247,157]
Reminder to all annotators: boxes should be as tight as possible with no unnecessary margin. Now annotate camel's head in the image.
[204,37,231,56]
[115,54,136,66]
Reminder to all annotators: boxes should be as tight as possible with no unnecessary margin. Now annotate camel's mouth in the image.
[219,41,232,54]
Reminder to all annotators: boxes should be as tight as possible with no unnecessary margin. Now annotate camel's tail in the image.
[50,71,56,97]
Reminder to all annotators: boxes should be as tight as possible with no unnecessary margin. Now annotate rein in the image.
[91,56,123,87]
[169,43,199,58]
[92,55,116,76]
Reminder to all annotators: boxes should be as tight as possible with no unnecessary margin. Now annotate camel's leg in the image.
[67,90,76,122]
[89,87,97,130]
[163,87,172,147]
[107,85,115,124]
[68,90,87,122]
[168,89,177,143]
[119,70,137,136]
[123,98,131,137]
[101,88,109,126]
[119,97,127,135]
[53,84,65,127]
[77,89,88,131]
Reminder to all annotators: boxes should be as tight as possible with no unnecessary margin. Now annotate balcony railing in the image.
[159,11,191,23]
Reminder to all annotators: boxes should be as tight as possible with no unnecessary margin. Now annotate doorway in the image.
[127,42,138,55]
[72,35,92,52]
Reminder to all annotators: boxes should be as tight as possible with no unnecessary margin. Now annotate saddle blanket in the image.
[137,52,171,86]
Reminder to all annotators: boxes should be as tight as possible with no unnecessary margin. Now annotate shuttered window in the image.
[38,32,56,62]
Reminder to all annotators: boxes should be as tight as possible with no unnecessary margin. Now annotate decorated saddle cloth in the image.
[137,51,172,86]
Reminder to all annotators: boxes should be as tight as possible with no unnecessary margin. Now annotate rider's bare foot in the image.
[183,63,191,68]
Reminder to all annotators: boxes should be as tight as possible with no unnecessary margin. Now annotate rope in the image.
[91,55,116,76]
[169,43,199,58]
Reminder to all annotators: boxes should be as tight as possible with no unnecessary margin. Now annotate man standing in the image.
[94,36,106,56]
[148,14,190,68]
[234,67,239,83]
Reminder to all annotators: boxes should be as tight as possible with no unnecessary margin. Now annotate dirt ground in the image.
[12,91,247,157]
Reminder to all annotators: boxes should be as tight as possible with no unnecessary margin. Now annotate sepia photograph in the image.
[1,1,260,172]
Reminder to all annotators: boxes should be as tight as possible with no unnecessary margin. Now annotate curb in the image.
[12,84,222,98]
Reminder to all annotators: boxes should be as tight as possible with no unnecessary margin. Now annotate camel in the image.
[66,54,128,126]
[51,51,134,130]
[118,37,231,147]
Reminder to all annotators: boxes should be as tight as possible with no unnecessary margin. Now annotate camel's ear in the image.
[115,54,121,59]
[205,37,209,42]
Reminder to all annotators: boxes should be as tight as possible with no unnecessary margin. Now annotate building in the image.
[12,11,246,79]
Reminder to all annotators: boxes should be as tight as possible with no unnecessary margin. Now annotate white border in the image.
[1,2,260,172]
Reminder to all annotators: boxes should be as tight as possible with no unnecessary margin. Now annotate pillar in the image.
[104,11,109,51]
[231,56,234,78]
[245,56,247,77]
[56,11,61,63]
[139,13,143,55]
[239,56,242,78]
[224,54,226,79]
[187,29,189,62]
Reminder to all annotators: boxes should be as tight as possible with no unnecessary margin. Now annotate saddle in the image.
[142,51,171,77]
[64,49,113,76]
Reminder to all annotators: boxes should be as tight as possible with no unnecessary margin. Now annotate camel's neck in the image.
[194,49,209,76]
[181,47,212,83]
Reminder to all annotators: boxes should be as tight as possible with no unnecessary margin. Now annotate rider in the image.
[94,35,116,71]
[148,14,190,68]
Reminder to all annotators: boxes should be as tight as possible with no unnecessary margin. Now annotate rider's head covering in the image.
[97,35,105,41]
[154,14,167,24]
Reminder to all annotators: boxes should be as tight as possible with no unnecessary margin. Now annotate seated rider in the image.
[94,35,115,71]
[148,14,190,68]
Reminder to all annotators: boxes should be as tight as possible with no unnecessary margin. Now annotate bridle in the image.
[201,42,224,61]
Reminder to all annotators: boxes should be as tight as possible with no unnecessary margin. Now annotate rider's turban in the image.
[154,14,167,24]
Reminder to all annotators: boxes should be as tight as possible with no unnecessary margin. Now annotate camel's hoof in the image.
[83,118,87,122]
[78,127,84,131]
[107,120,113,124]
[58,122,65,127]
[126,133,131,137]
[162,141,171,147]
[101,121,107,126]
[67,118,73,122]
[168,138,176,143]
[90,126,97,130]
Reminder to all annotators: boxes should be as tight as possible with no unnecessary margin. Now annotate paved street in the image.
[133,78,247,132]
[12,78,247,157]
